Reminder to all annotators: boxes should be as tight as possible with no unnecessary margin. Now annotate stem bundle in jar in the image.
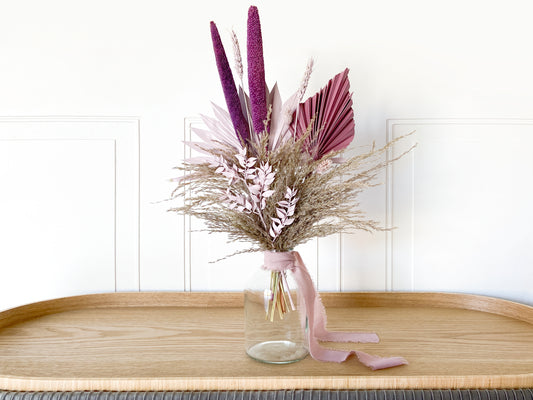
[266,271,295,321]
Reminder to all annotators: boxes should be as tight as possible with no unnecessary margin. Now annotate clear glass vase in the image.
[244,265,308,364]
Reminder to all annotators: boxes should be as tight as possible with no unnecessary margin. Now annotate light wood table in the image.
[0,292,532,391]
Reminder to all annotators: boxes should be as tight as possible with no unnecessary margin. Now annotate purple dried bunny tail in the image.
[210,21,250,142]
[247,6,268,134]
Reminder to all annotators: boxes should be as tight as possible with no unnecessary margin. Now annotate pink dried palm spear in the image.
[210,21,250,142]
[291,68,355,160]
[247,6,268,134]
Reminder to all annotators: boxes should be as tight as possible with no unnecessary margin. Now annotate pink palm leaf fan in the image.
[290,68,355,160]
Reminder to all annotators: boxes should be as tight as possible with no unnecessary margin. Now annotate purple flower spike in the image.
[210,21,250,142]
[247,6,267,134]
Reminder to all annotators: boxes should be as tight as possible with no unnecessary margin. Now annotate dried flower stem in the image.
[293,58,314,140]
[266,270,290,321]
[231,28,255,137]
[297,58,314,103]
[230,29,244,82]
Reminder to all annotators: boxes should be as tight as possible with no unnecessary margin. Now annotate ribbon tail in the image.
[290,251,407,368]
[355,350,409,370]
[290,265,350,363]
[303,348,408,369]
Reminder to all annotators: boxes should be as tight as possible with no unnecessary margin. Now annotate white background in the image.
[0,0,532,310]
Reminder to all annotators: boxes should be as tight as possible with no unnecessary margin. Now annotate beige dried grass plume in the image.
[170,129,414,259]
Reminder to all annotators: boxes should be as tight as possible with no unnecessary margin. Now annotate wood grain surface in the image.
[0,292,531,391]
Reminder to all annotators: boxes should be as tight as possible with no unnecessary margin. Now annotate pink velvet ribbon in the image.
[263,250,408,370]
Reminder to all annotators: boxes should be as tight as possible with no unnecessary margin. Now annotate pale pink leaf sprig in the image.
[212,149,276,229]
[250,162,276,211]
[269,187,299,240]
[210,156,238,184]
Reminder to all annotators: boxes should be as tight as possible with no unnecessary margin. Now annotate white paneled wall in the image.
[1,0,532,310]
[388,119,533,301]
[0,117,139,310]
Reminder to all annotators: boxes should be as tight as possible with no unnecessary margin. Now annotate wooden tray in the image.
[0,292,532,391]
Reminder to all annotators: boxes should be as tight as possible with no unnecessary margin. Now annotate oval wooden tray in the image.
[0,292,531,391]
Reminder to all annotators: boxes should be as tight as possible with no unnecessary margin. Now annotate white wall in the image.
[1,0,532,310]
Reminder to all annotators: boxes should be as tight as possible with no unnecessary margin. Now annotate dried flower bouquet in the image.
[170,6,410,368]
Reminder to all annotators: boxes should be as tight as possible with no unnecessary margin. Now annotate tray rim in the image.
[0,291,532,391]
[1,291,532,327]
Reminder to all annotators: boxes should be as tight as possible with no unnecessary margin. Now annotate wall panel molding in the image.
[0,116,140,305]
[386,119,533,304]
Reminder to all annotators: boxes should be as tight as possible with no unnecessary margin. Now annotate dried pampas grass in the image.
[170,130,414,258]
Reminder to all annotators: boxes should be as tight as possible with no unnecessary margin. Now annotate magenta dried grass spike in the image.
[210,21,250,142]
[247,6,268,134]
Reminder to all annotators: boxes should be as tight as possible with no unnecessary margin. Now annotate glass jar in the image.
[244,265,308,364]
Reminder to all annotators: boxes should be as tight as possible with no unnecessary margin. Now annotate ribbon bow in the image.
[263,250,408,370]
